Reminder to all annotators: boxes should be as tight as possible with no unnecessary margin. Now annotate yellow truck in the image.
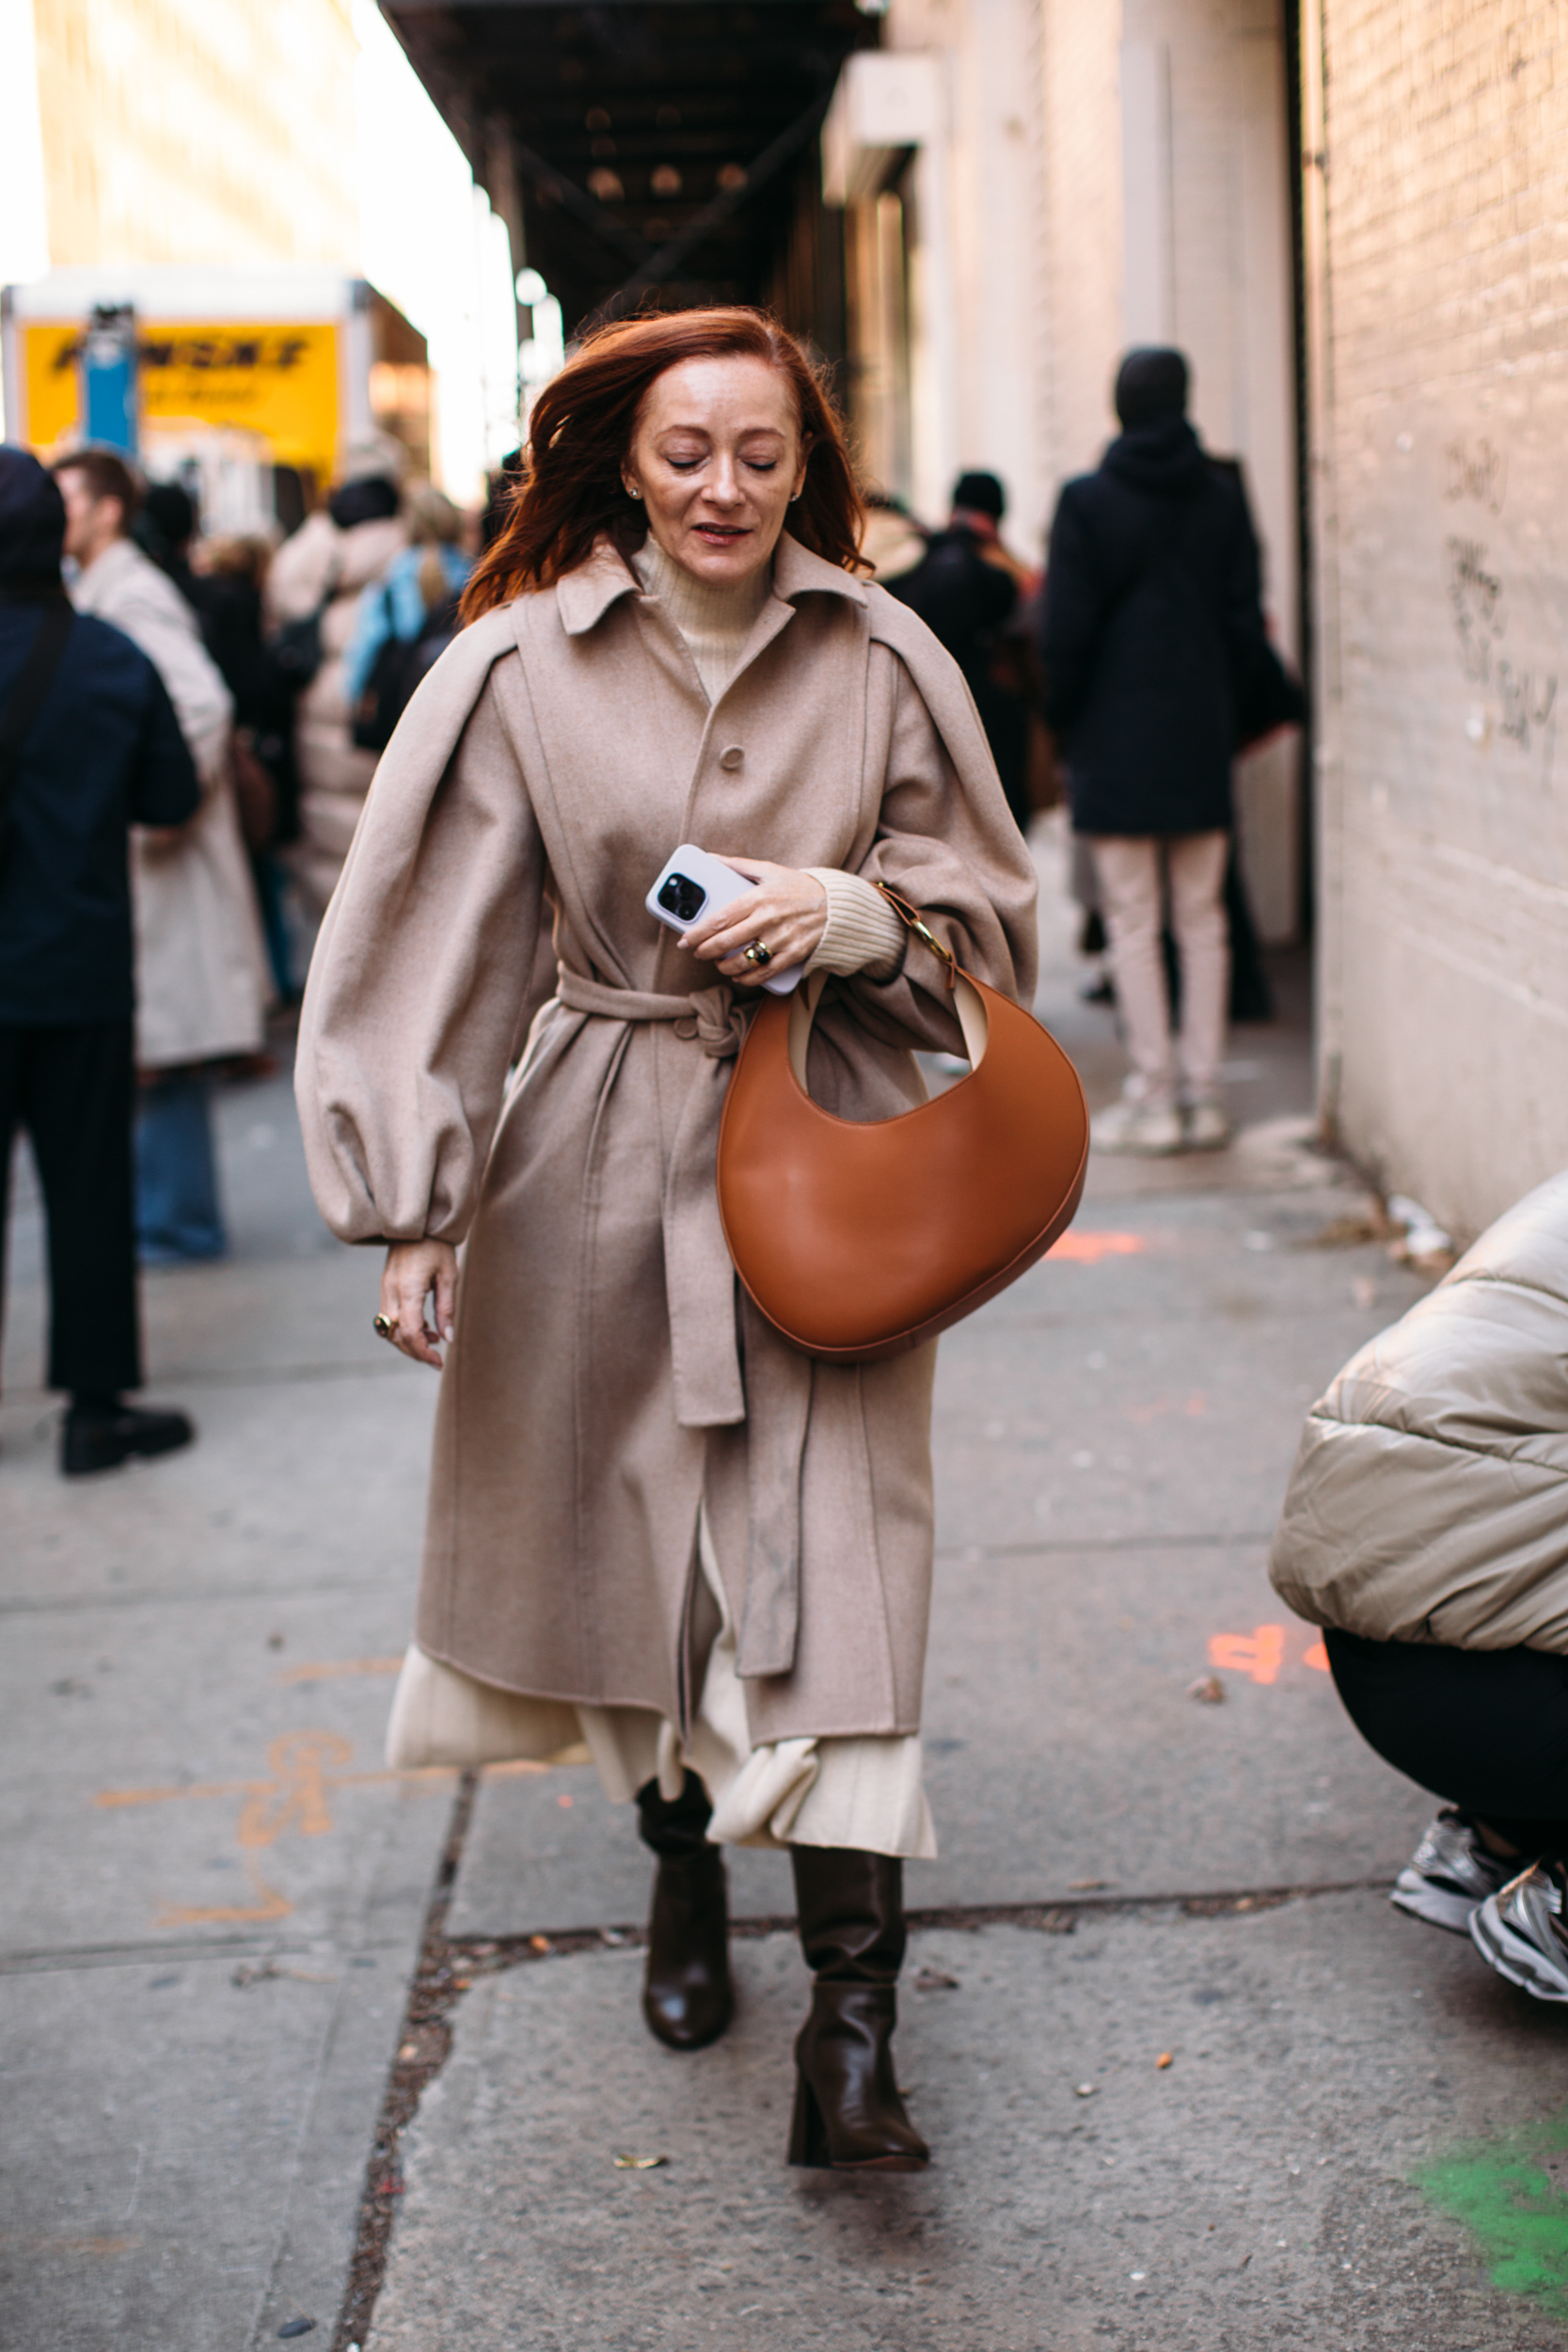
[1,265,429,530]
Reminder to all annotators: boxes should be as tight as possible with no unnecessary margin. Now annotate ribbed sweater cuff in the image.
[802,869,907,979]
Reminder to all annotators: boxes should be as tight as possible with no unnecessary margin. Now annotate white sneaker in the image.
[1091,1097,1185,1156]
[1184,1101,1231,1151]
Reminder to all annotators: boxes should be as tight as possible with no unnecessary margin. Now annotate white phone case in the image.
[644,844,805,995]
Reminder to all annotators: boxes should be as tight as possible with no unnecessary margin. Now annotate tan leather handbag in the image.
[717,891,1089,1362]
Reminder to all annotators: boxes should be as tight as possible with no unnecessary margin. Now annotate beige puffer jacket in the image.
[1270,1171,1568,1652]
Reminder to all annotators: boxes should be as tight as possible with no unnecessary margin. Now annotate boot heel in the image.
[787,2066,832,2169]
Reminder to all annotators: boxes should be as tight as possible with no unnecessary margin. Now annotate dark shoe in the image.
[636,1772,734,2051]
[61,1401,195,1478]
[788,1847,929,2171]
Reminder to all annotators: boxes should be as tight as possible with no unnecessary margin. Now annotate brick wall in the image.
[1310,0,1568,1233]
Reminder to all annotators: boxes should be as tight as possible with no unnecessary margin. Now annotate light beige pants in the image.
[1088,831,1230,1108]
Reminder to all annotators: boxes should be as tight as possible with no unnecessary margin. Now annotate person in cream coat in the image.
[57,449,268,1263]
[295,308,1037,2172]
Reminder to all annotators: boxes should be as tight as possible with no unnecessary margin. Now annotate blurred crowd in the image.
[53,434,480,1269]
[0,431,491,1472]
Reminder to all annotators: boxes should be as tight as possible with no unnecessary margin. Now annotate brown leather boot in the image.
[787,1846,929,2170]
[636,1772,734,2051]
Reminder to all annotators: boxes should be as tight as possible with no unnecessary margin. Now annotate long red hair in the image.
[461,308,865,621]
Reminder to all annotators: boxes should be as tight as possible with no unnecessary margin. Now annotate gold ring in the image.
[372,1313,396,1341]
[743,940,772,968]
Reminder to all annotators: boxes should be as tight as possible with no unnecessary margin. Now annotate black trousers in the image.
[0,1021,141,1396]
[1326,1628,1568,1849]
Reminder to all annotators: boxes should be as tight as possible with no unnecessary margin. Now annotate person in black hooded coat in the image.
[1037,349,1277,1155]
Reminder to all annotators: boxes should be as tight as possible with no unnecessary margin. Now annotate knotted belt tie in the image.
[553,966,812,1678]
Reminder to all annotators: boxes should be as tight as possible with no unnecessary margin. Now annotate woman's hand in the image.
[680,858,828,985]
[380,1239,459,1369]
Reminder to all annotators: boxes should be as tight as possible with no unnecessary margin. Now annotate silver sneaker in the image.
[1469,1859,1568,2000]
[1390,1810,1520,1936]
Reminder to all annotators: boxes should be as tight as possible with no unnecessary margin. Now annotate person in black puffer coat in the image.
[1037,349,1275,1156]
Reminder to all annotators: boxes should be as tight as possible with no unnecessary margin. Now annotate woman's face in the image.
[622,354,808,588]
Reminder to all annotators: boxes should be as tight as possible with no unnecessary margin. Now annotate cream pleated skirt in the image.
[387,1510,936,1859]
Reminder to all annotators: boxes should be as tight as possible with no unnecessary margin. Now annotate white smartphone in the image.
[644,844,805,995]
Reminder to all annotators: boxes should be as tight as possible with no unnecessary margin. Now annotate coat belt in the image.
[553,965,811,1678]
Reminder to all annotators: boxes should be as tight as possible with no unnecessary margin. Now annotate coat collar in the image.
[555,531,866,637]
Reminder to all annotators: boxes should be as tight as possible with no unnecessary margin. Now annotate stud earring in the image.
[789,490,802,503]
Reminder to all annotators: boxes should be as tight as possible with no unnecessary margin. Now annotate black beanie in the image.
[0,445,67,587]
[952,469,1006,520]
[1114,348,1190,429]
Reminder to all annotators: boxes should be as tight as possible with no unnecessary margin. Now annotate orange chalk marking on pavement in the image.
[97,1729,563,1931]
[1303,1640,1331,1672]
[1208,1626,1287,1685]
[96,1737,464,1818]
[13,2236,140,2260]
[1129,1391,1209,1426]
[157,1856,294,1930]
[238,1731,351,1847]
[1047,1231,1147,1264]
[275,1656,404,1684]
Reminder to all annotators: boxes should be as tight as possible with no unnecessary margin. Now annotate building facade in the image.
[29,0,361,271]
[828,0,1303,946]
[1304,0,1568,1239]
[4,0,516,499]
[831,0,1568,1232]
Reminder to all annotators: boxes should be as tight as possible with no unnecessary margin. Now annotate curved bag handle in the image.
[719,888,1089,1364]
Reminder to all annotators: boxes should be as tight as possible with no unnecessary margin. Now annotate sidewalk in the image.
[6,828,1568,2348]
[1,1057,451,2346]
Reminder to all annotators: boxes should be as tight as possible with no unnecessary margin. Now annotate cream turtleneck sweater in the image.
[630,535,768,703]
[630,536,905,980]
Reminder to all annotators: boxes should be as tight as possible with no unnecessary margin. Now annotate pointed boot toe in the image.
[789,1983,929,2169]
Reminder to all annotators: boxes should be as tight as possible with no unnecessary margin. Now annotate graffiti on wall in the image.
[1443,436,1558,778]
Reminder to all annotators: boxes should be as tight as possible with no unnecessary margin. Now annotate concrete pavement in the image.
[2,1061,451,2348]
[7,818,1568,2348]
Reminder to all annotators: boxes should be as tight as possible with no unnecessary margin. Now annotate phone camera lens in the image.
[658,873,705,924]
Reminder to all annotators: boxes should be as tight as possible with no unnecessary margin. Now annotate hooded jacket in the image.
[1037,419,1270,835]
[1270,1172,1568,1652]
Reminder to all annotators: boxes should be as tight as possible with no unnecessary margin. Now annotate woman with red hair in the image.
[296,308,1036,2169]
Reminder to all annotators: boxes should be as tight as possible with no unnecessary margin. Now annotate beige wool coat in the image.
[1270,1171,1568,1652]
[296,532,1038,1743]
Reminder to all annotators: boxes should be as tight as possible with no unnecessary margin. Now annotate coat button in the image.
[719,745,744,771]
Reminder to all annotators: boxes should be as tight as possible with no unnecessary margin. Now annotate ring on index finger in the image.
[372,1312,397,1343]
